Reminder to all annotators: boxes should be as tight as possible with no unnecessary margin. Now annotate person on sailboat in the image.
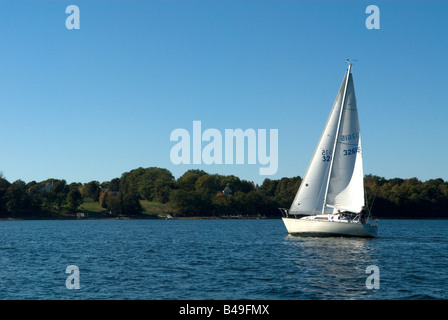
[359,206,367,224]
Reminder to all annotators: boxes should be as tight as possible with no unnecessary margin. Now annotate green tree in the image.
[138,167,175,201]
[245,189,278,217]
[5,180,31,214]
[195,174,220,196]
[120,168,145,196]
[169,189,209,217]
[49,180,69,214]
[177,169,207,190]
[153,177,175,203]
[218,175,254,194]
[82,181,101,201]
[273,176,302,208]
[121,192,143,215]
[67,184,83,214]
[100,178,120,192]
[258,178,278,197]
[0,175,11,215]
[99,189,142,216]
[104,191,122,215]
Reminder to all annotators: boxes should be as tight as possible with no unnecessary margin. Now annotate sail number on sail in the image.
[321,146,360,162]
[340,133,359,141]
[343,147,361,156]
[321,149,332,162]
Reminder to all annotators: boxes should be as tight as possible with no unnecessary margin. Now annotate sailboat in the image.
[281,62,378,237]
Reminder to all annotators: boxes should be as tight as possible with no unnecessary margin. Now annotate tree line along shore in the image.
[1,167,447,220]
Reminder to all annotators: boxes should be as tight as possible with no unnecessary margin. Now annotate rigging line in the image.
[365,179,380,216]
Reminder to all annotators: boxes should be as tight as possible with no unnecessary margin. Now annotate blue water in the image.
[0,219,447,300]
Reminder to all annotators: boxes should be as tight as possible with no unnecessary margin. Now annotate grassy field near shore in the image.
[79,198,174,218]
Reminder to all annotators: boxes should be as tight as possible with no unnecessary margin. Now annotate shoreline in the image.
[0,214,278,221]
[1,215,448,221]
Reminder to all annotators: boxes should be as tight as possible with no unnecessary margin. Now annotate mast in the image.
[321,62,352,214]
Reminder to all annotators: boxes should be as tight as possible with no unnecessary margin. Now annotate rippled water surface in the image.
[1,219,447,299]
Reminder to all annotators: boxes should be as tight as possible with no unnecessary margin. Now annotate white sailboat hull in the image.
[282,216,377,237]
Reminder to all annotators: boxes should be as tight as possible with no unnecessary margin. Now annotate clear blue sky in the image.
[1,0,447,185]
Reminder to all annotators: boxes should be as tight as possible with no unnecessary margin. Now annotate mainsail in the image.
[289,64,364,215]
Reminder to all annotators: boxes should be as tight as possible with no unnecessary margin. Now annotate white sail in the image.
[289,65,364,215]
[326,73,364,212]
